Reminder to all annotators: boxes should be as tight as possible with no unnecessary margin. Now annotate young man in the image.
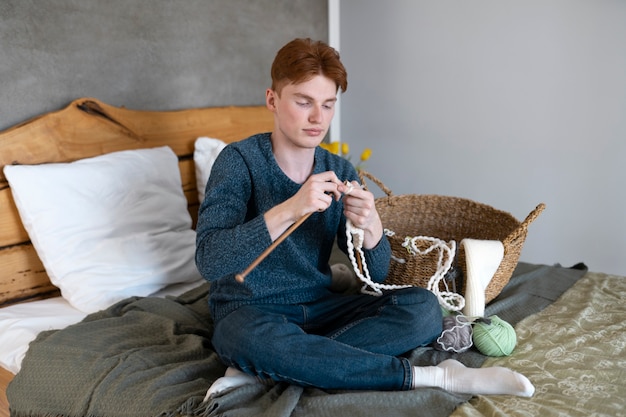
[195,38,534,398]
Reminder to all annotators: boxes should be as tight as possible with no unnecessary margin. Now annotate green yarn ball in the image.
[472,315,517,357]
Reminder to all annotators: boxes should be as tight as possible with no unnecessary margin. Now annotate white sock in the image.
[411,359,535,397]
[204,367,258,401]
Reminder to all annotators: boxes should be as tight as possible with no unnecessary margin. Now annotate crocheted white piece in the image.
[345,220,465,312]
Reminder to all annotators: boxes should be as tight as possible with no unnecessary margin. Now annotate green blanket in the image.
[7,262,586,417]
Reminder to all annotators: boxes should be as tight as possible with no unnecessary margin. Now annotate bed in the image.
[0,98,623,417]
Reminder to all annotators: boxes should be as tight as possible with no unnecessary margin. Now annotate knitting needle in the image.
[235,181,357,283]
[235,211,313,283]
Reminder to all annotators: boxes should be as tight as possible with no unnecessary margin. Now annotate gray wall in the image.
[339,0,625,275]
[0,0,328,131]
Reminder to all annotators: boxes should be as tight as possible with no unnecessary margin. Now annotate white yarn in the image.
[346,221,465,311]
[345,220,411,296]
[401,236,465,311]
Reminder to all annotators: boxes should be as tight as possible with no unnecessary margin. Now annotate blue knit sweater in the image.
[195,133,391,322]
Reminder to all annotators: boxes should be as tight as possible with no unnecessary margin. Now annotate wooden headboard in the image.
[0,98,273,307]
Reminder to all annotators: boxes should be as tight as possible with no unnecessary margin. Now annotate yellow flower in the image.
[341,142,350,156]
[319,141,340,154]
[320,140,373,172]
[360,148,372,162]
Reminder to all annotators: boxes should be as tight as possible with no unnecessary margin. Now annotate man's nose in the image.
[309,105,323,123]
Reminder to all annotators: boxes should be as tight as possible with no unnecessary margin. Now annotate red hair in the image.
[271,38,347,95]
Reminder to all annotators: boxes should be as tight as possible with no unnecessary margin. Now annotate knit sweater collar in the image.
[259,133,326,185]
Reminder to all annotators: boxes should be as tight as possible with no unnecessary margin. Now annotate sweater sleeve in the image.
[195,146,272,282]
[362,235,391,283]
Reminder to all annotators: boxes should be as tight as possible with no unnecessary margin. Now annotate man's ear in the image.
[266,88,277,111]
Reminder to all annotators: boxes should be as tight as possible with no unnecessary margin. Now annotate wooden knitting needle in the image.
[235,181,356,283]
[235,211,313,283]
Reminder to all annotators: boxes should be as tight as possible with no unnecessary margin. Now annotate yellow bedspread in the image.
[452,271,625,416]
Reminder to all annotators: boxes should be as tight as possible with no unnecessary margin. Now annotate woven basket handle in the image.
[503,203,546,246]
[358,170,394,197]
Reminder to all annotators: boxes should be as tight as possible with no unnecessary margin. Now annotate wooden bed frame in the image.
[0,98,273,416]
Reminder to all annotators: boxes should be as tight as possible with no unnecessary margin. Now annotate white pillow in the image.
[4,146,203,314]
[194,137,226,203]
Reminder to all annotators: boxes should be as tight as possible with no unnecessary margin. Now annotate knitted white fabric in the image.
[461,238,504,318]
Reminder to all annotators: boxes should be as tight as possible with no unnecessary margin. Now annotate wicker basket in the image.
[359,171,545,303]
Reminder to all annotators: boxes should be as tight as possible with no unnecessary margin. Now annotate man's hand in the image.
[342,180,384,249]
[264,171,344,241]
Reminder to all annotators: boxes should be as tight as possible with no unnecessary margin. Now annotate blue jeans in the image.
[211,287,442,391]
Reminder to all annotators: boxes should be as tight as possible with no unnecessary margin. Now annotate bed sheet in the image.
[0,298,85,374]
[0,280,204,374]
